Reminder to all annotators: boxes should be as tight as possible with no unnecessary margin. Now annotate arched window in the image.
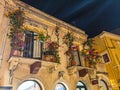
[55,83,67,90]
[76,81,87,90]
[99,80,108,90]
[17,80,42,90]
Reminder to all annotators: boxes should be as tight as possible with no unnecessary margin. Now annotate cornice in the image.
[13,0,87,39]
[99,31,120,40]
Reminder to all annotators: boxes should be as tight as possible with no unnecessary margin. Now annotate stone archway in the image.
[99,80,109,90]
[14,77,46,90]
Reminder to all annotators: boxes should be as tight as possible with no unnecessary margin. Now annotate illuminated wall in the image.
[93,31,120,90]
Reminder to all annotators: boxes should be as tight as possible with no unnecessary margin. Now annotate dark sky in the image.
[21,0,120,37]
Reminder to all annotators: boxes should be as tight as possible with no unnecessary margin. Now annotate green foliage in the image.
[83,38,94,48]
[7,9,25,51]
[38,33,50,42]
[63,32,74,47]
[81,38,101,66]
[8,9,25,29]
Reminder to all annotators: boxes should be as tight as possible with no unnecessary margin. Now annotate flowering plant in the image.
[7,9,25,51]
[81,39,101,66]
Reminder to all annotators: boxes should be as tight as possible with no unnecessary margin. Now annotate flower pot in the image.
[11,49,22,56]
[85,59,89,67]
[71,60,76,66]
[44,55,56,62]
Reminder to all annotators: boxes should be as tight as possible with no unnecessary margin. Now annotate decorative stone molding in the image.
[8,58,19,84]
[8,56,58,74]
[67,66,78,75]
[96,71,108,76]
[13,0,87,40]
[88,69,97,80]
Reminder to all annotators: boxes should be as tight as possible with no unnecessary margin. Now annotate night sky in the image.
[21,0,120,37]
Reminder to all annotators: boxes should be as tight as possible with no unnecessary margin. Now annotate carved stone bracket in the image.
[88,69,97,80]
[96,71,108,76]
[8,58,19,84]
[67,66,78,75]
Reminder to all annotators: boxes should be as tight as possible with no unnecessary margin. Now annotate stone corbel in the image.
[48,65,57,73]
[8,59,19,84]
[88,69,97,80]
[68,67,78,75]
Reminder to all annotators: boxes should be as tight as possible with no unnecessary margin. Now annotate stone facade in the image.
[0,0,111,90]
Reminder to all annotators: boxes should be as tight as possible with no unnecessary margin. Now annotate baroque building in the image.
[93,31,120,90]
[0,0,111,90]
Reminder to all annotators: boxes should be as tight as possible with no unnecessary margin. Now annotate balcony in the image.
[67,66,96,76]
[8,56,58,74]
[10,30,60,64]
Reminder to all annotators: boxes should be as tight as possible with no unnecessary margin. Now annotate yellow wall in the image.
[94,32,120,90]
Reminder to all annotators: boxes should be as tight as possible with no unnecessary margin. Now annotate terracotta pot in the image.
[44,55,56,62]
[85,59,89,67]
[71,60,76,66]
[11,49,21,56]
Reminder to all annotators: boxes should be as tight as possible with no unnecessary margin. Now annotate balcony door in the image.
[23,31,42,59]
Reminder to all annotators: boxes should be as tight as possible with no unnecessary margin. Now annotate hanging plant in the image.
[63,32,74,47]
[7,9,25,51]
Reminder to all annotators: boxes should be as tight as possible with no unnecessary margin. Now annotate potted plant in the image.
[43,26,60,63]
[81,39,101,68]
[7,9,25,56]
[63,32,77,66]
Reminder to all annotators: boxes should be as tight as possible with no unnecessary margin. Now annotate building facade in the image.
[0,0,111,90]
[93,31,120,90]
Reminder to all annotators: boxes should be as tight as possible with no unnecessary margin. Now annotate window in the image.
[23,31,43,59]
[17,80,42,90]
[55,83,67,90]
[99,80,108,90]
[73,49,81,66]
[76,81,87,90]
[102,54,110,63]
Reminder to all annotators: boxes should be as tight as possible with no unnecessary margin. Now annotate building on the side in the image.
[0,0,111,90]
[93,31,120,90]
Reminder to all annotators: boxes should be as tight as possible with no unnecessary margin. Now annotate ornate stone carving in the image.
[8,59,19,84]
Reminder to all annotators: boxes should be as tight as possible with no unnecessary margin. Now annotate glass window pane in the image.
[76,81,87,90]
[81,88,85,90]
[77,82,84,86]
[17,81,41,90]
[55,83,66,90]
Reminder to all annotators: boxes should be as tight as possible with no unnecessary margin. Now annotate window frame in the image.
[76,81,87,90]
[17,80,42,90]
[23,31,43,59]
[55,83,67,90]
